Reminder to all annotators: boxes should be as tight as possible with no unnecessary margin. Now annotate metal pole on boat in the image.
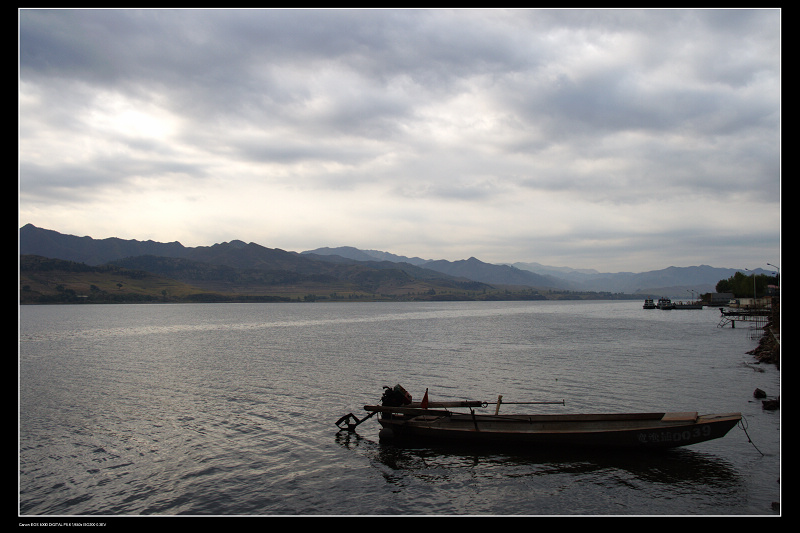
[494,400,566,406]
[493,396,564,414]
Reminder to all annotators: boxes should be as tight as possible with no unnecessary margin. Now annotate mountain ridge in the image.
[301,244,756,296]
[19,224,500,301]
[20,224,761,297]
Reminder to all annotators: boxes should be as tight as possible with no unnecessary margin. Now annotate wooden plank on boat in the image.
[364,405,454,416]
[365,401,482,410]
[407,400,484,408]
[661,412,698,422]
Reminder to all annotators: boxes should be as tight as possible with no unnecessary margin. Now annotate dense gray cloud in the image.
[18,8,780,272]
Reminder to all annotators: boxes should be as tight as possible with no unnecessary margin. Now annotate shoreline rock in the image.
[746,318,779,369]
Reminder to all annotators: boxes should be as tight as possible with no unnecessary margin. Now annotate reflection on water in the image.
[335,429,745,515]
[337,430,739,487]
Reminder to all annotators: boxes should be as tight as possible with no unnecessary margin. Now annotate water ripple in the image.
[19,302,779,516]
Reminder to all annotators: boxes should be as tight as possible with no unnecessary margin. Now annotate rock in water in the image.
[762,398,779,410]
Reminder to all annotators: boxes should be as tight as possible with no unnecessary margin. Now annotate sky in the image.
[18,8,781,273]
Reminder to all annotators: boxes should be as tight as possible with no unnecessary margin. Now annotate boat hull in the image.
[368,408,742,449]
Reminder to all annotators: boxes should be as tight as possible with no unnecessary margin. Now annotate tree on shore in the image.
[716,271,778,298]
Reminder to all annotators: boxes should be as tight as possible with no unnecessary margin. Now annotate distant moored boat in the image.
[657,297,675,310]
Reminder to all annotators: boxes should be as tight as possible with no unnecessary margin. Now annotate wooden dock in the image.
[717,307,771,329]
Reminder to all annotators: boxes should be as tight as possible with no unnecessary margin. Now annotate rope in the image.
[738,416,764,456]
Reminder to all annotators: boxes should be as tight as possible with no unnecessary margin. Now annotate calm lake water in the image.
[18,300,780,516]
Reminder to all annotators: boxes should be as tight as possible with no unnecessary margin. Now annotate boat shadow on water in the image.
[334,429,741,489]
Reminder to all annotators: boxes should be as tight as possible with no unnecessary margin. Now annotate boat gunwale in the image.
[376,413,742,429]
[364,405,740,424]
[373,411,742,448]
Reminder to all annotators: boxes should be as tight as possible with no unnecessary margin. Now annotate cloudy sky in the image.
[19,8,781,273]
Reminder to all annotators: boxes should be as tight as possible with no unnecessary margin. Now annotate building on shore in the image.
[705,292,733,306]
[726,297,771,309]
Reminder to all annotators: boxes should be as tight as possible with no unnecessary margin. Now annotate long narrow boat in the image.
[338,386,742,450]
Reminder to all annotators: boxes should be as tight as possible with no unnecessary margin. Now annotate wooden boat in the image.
[337,386,742,450]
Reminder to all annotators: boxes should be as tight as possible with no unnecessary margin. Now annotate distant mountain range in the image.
[302,246,759,297]
[20,224,761,299]
[18,224,496,302]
